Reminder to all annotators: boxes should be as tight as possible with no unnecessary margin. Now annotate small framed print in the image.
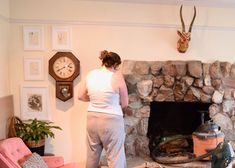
[52,26,72,51]
[20,85,50,121]
[24,56,44,81]
[23,26,44,51]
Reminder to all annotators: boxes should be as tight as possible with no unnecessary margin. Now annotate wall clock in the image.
[49,52,80,101]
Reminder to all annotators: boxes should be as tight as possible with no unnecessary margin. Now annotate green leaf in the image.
[14,118,62,143]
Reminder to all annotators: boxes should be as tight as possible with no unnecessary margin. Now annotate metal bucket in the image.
[192,120,225,160]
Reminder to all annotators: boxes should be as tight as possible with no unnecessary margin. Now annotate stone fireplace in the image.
[122,60,235,158]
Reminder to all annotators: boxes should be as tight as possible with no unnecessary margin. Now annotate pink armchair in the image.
[0,137,78,168]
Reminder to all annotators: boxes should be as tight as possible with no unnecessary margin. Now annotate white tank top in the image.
[86,69,123,116]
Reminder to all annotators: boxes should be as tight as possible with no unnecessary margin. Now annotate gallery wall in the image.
[7,0,235,167]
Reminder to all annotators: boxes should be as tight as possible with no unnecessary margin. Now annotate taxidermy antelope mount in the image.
[177,5,196,53]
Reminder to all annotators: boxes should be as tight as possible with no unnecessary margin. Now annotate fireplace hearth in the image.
[122,60,235,158]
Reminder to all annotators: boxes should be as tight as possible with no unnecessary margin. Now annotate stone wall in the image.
[122,60,235,158]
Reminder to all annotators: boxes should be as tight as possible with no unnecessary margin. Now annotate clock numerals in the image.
[53,57,75,79]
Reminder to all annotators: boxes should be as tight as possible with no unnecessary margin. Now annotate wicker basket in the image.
[25,139,45,148]
[8,116,22,138]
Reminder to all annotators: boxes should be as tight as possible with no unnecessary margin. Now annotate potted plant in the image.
[14,117,62,155]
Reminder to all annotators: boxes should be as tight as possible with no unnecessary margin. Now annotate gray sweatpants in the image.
[86,112,126,168]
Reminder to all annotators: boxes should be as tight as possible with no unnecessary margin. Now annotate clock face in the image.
[53,56,76,79]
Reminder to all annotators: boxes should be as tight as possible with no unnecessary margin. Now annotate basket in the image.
[25,139,45,148]
[8,116,23,138]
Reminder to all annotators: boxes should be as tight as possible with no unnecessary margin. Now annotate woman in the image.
[78,50,129,168]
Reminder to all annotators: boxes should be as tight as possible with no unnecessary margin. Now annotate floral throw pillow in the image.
[20,152,48,168]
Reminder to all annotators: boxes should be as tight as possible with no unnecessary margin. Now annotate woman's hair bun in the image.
[99,50,109,60]
[99,50,121,69]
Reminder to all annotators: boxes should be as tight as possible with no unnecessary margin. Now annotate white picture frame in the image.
[23,26,44,51]
[24,56,44,81]
[52,26,72,51]
[20,85,50,121]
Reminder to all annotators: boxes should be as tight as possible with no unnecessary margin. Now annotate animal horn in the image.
[188,6,196,33]
[180,5,185,32]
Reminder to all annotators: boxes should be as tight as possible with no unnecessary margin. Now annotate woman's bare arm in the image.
[117,72,129,108]
[77,79,90,102]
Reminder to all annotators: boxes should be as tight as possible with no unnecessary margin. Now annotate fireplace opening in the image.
[147,101,211,158]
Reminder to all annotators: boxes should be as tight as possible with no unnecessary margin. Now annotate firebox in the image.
[147,101,211,157]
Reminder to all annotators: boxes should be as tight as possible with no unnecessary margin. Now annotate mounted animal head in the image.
[177,5,196,53]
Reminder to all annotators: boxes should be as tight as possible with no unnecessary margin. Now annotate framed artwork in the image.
[23,26,44,50]
[24,56,44,80]
[20,85,50,121]
[52,26,72,50]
